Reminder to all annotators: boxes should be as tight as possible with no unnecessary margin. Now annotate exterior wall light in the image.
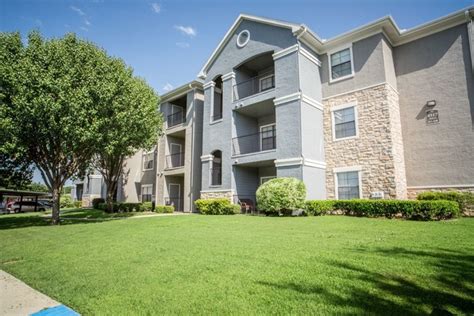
[426,100,436,107]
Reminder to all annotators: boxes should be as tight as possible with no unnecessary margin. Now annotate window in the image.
[260,124,276,151]
[141,185,153,202]
[212,76,223,122]
[332,103,357,140]
[330,47,353,81]
[336,171,360,200]
[259,74,274,92]
[237,30,250,48]
[211,150,222,186]
[143,151,154,170]
[260,176,276,185]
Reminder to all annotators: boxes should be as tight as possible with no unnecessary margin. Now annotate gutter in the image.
[466,9,474,76]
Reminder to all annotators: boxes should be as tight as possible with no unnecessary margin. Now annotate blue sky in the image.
[1,0,472,184]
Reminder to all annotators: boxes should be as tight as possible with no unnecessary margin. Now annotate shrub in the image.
[155,205,174,213]
[256,177,306,215]
[140,202,154,212]
[92,198,105,209]
[417,191,474,212]
[305,200,335,216]
[194,198,240,215]
[117,202,142,212]
[60,195,74,208]
[73,201,82,208]
[332,199,459,220]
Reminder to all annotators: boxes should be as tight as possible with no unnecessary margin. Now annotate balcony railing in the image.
[210,167,222,186]
[165,152,185,169]
[165,197,183,212]
[232,129,276,156]
[233,73,275,100]
[167,111,185,128]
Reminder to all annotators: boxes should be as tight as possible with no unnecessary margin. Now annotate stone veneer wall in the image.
[200,190,234,202]
[407,186,474,200]
[323,83,407,199]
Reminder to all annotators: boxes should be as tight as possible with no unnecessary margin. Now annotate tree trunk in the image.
[51,186,61,225]
[106,187,115,213]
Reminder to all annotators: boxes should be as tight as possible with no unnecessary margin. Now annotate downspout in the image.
[188,84,196,213]
[466,9,474,76]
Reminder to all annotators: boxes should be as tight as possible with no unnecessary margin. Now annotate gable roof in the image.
[198,7,473,79]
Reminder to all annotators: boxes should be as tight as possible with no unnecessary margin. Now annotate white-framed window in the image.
[328,45,354,82]
[259,73,275,92]
[211,77,223,122]
[236,30,250,48]
[143,150,155,171]
[331,102,358,141]
[260,123,276,151]
[260,176,276,185]
[334,166,362,200]
[141,184,153,202]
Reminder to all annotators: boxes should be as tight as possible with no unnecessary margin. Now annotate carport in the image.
[0,189,51,212]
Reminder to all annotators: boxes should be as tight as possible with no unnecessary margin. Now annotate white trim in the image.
[328,44,355,83]
[322,82,398,100]
[209,118,223,125]
[331,102,359,142]
[272,44,299,60]
[260,176,276,185]
[333,166,363,200]
[273,92,301,106]
[200,189,235,193]
[142,150,155,171]
[88,174,102,179]
[141,184,153,202]
[222,72,235,81]
[236,30,250,48]
[259,123,276,152]
[303,158,326,169]
[299,46,321,66]
[170,143,182,155]
[258,74,275,92]
[200,154,213,162]
[301,95,323,111]
[407,184,474,189]
[231,149,276,159]
[203,81,215,89]
[274,157,303,167]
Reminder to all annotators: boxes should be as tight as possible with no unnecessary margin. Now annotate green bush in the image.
[332,199,459,220]
[155,205,174,213]
[417,191,474,212]
[140,202,154,212]
[117,202,142,212]
[73,201,82,208]
[60,195,74,208]
[305,200,335,216]
[194,198,240,215]
[92,198,105,209]
[256,177,306,215]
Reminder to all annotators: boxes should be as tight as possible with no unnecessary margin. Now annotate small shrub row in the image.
[304,199,460,220]
[92,198,105,209]
[417,191,474,212]
[256,177,306,215]
[95,201,174,213]
[195,198,240,215]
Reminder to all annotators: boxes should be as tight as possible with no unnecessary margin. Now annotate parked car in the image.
[11,201,51,213]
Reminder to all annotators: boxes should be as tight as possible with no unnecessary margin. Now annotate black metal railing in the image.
[167,110,185,128]
[233,195,258,215]
[210,167,222,186]
[233,72,275,100]
[165,152,185,169]
[165,197,183,212]
[232,129,276,156]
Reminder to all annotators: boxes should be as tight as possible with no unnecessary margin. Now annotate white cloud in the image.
[176,42,190,48]
[70,6,85,16]
[151,3,161,13]
[174,25,196,37]
[84,19,91,26]
[80,26,88,31]
[163,83,174,92]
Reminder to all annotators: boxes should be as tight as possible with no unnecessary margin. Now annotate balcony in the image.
[233,73,275,101]
[165,152,185,169]
[232,128,276,156]
[167,111,185,128]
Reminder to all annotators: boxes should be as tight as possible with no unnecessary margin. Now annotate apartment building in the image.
[74,8,474,212]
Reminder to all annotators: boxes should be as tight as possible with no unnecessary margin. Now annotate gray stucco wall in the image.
[395,23,474,186]
[321,33,387,98]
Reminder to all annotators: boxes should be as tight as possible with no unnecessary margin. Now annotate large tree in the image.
[0,31,129,224]
[93,72,162,212]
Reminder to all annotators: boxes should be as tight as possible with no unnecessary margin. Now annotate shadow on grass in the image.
[257,247,474,315]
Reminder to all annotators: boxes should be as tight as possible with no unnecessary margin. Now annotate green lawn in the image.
[0,214,473,315]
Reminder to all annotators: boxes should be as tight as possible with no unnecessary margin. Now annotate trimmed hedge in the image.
[305,200,334,216]
[97,202,154,212]
[417,191,474,212]
[92,198,105,209]
[304,199,460,221]
[140,202,154,212]
[155,205,174,213]
[195,198,240,215]
[256,177,306,215]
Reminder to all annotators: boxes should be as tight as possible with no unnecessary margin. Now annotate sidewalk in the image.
[0,270,78,315]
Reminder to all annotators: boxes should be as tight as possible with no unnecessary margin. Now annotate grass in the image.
[0,214,473,315]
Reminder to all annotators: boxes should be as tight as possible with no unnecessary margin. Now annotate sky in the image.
[1,0,472,184]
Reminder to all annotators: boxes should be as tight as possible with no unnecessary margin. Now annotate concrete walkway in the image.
[0,270,78,315]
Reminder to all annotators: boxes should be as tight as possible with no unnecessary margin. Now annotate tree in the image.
[0,153,33,189]
[92,70,162,212]
[28,182,49,193]
[0,31,126,224]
